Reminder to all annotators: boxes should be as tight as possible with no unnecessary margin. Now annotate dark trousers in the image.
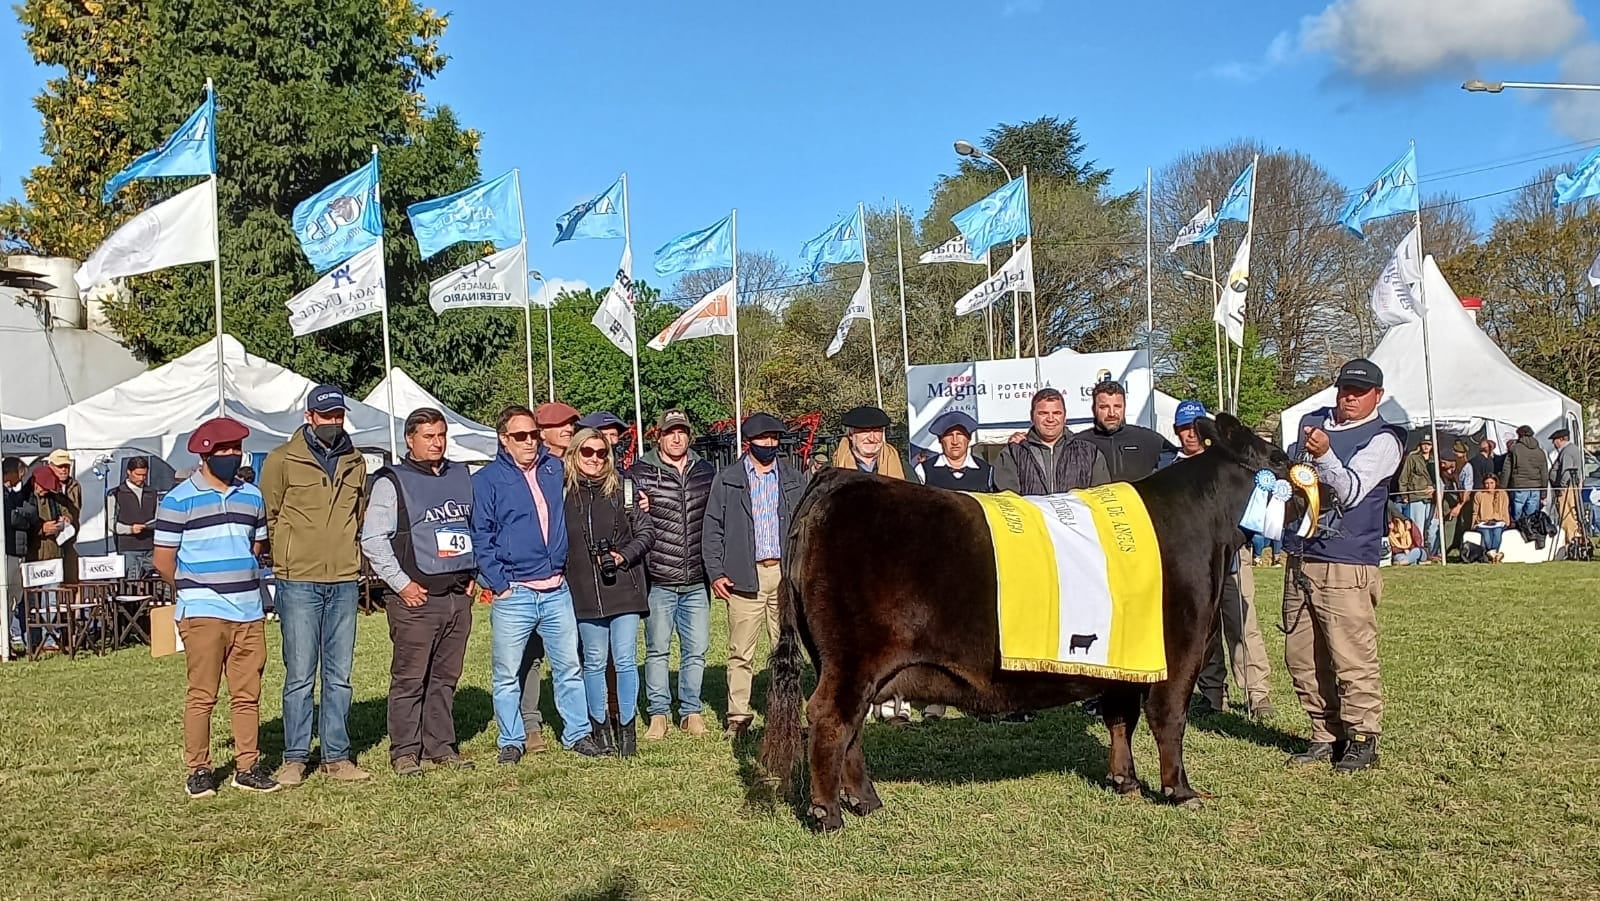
[386,589,473,762]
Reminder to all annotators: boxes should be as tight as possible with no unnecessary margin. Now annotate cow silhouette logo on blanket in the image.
[756,413,1318,832]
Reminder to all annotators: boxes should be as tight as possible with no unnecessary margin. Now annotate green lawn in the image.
[3,564,1599,900]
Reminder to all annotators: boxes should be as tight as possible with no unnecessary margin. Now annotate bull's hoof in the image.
[1161,786,1205,809]
[808,804,845,833]
[1108,773,1140,795]
[842,792,884,817]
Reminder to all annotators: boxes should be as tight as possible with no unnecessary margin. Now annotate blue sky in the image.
[3,0,1598,299]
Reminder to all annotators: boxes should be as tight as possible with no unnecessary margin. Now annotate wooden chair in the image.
[101,578,169,648]
[21,586,109,660]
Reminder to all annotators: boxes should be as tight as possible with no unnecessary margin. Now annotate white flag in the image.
[1168,203,1214,253]
[1588,247,1600,288]
[285,242,386,337]
[1369,224,1424,327]
[1214,235,1249,347]
[918,233,985,265]
[592,244,637,357]
[647,277,735,350]
[826,268,873,357]
[954,241,1032,316]
[428,242,528,314]
[74,181,217,292]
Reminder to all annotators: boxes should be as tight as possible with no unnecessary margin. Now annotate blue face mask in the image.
[206,454,242,484]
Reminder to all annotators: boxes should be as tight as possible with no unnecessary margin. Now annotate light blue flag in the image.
[1196,162,1255,242]
[407,169,524,259]
[951,177,1029,257]
[292,158,384,272]
[101,88,216,202]
[1338,146,1419,237]
[553,178,625,244]
[800,209,864,282]
[1554,146,1600,207]
[654,215,733,277]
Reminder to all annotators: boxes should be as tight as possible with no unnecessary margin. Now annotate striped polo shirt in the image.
[154,473,268,622]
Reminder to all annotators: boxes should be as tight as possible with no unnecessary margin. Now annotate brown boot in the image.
[645,714,670,740]
[322,760,372,783]
[273,761,307,787]
[681,713,708,736]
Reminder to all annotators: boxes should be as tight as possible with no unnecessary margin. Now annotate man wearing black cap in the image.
[1550,429,1584,545]
[1282,358,1405,773]
[259,383,371,786]
[832,406,906,479]
[915,410,995,492]
[702,412,806,736]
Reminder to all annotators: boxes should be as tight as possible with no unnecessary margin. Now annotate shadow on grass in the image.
[561,870,640,901]
[1188,708,1303,753]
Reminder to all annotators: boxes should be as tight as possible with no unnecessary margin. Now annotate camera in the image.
[592,538,618,586]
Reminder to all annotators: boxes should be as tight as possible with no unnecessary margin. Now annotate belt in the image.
[756,559,780,567]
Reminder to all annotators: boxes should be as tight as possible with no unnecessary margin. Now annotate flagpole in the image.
[1411,142,1446,567]
[1022,168,1040,385]
[620,172,645,461]
[370,146,397,461]
[1144,167,1155,429]
[514,169,535,406]
[730,208,744,437]
[1231,154,1259,415]
[204,79,226,416]
[858,202,884,408]
[984,253,995,359]
[895,200,911,375]
[545,302,556,401]
[1209,237,1225,411]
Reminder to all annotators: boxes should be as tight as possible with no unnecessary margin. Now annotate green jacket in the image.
[260,428,368,582]
[1397,450,1437,502]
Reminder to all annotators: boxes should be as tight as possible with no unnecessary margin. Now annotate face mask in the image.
[206,454,243,484]
[312,423,344,446]
[748,443,779,465]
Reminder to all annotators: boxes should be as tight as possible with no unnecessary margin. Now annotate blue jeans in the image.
[276,580,359,763]
[1250,534,1282,559]
[490,584,588,749]
[644,584,710,718]
[1404,500,1439,556]
[1392,547,1423,565]
[578,613,641,725]
[1477,524,1505,552]
[1510,490,1542,522]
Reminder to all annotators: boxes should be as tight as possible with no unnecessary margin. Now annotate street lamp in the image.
[953,139,1014,181]
[1463,79,1600,93]
[1181,269,1218,287]
[529,269,555,403]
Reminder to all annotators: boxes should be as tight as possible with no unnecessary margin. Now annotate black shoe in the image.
[185,767,217,799]
[497,745,524,766]
[589,717,616,755]
[1285,739,1346,767]
[1333,733,1379,773]
[616,717,638,758]
[569,734,610,758]
[229,763,282,793]
[1000,712,1034,725]
[1082,697,1102,717]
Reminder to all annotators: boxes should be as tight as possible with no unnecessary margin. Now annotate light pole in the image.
[1181,269,1218,288]
[529,269,555,402]
[954,139,1014,181]
[1463,79,1600,93]
[954,140,1024,360]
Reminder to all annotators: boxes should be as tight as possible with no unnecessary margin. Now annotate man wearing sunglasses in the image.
[471,405,607,762]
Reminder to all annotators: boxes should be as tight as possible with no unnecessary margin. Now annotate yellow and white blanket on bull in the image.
[969,484,1166,682]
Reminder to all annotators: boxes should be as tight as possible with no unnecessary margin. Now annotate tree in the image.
[1158,320,1287,431]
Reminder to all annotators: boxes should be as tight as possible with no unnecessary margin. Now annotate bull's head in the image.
[1193,413,1318,535]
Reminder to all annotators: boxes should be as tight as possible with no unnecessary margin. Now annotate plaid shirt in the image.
[745,457,782,560]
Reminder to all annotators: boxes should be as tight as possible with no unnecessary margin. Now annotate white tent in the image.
[12,335,411,554]
[362,367,498,462]
[1280,257,1583,448]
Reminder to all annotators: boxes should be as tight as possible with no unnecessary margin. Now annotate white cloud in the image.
[1300,0,1587,82]
[531,277,588,308]
[1550,43,1600,138]
[1210,31,1298,83]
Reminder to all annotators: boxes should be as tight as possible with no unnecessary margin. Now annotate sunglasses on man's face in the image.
[504,430,538,443]
[578,445,608,459]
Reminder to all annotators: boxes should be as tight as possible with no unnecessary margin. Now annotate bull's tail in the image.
[758,507,810,798]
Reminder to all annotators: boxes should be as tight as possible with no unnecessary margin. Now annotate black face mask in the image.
[312,423,344,446]
[206,454,243,484]
[748,443,780,465]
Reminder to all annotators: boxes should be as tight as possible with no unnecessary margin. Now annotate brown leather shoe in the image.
[725,716,752,738]
[273,761,307,787]
[681,713,709,736]
[645,715,670,740]
[322,760,372,782]
[525,730,549,754]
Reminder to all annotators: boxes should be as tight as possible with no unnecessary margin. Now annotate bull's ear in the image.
[1213,412,1256,457]
[1193,415,1223,452]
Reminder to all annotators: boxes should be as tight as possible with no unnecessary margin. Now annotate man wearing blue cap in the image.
[1164,400,1274,720]
[914,411,995,492]
[259,383,371,785]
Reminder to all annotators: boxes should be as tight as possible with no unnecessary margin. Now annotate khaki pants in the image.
[725,562,782,721]
[1556,486,1582,543]
[1197,562,1272,711]
[1282,559,1383,741]
[178,617,268,771]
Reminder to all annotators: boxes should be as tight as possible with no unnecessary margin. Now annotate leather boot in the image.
[617,717,638,758]
[1333,733,1379,773]
[645,714,670,740]
[589,717,616,755]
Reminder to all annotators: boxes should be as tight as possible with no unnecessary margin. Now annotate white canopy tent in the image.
[362,367,498,462]
[1280,257,1583,448]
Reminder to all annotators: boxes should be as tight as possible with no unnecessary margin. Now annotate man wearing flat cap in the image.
[534,402,581,460]
[154,417,280,798]
[1283,358,1405,774]
[915,410,995,492]
[832,406,906,479]
[702,412,806,737]
[1550,428,1584,547]
[514,402,580,747]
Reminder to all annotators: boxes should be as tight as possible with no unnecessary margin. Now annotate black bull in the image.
[758,414,1313,832]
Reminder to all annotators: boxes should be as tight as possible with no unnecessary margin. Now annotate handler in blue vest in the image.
[1283,359,1405,774]
[914,411,996,492]
[361,408,479,776]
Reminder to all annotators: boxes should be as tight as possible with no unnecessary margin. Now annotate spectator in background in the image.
[236,466,255,486]
[5,456,39,650]
[1504,425,1548,522]
[1472,473,1511,563]
[1387,514,1424,565]
[1469,438,1496,490]
[629,409,716,740]
[1550,429,1583,543]
[1075,381,1173,482]
[1397,437,1440,562]
[578,411,629,467]
[42,449,82,581]
[1444,442,1475,557]
[25,464,73,568]
[259,384,371,786]
[994,388,1108,494]
[832,406,907,478]
[111,457,158,578]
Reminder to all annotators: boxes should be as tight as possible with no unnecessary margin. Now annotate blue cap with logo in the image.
[307,384,348,414]
[1173,400,1207,428]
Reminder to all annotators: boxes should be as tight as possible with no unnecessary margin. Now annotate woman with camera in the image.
[563,428,655,756]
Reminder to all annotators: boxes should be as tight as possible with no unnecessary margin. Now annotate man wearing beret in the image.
[1550,429,1584,546]
[914,410,995,492]
[515,400,582,748]
[534,402,581,460]
[154,417,280,798]
[703,412,806,737]
[831,406,907,478]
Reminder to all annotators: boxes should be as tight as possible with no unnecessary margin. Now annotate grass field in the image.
[3,564,1600,900]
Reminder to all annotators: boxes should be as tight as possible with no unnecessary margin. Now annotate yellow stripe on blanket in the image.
[970,484,1166,682]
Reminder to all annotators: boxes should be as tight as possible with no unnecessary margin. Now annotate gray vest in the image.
[387,459,476,586]
[1285,409,1405,566]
